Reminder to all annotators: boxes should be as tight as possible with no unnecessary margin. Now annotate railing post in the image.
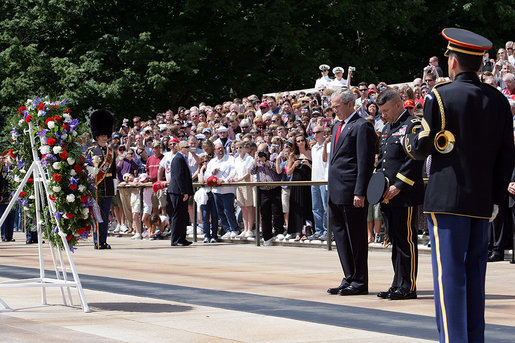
[193,185,198,242]
[255,186,261,246]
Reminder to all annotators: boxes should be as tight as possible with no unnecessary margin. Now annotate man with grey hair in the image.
[326,89,376,296]
[506,41,514,65]
[502,73,515,99]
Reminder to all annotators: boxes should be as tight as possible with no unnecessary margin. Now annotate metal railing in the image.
[117,180,333,250]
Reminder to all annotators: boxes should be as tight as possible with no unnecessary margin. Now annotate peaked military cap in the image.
[441,28,492,56]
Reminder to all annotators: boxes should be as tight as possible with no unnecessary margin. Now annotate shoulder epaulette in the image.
[434,80,452,88]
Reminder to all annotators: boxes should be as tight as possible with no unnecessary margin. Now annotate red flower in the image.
[54,115,62,122]
[80,195,88,203]
[45,117,54,125]
[66,234,73,241]
[78,156,84,164]
[64,108,71,114]
[86,224,92,231]
[9,149,15,159]
[18,106,27,115]
[74,164,83,173]
[69,184,77,190]
[65,213,74,219]
[46,137,57,146]
[38,103,45,110]
[77,227,86,235]
[48,194,56,201]
[60,150,68,160]
[62,124,70,131]
[19,191,26,197]
[24,115,32,123]
[27,178,33,183]
[53,173,62,182]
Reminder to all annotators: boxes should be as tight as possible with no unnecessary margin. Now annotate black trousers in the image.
[167,192,188,245]
[259,187,284,240]
[380,204,418,292]
[488,196,513,257]
[329,200,368,290]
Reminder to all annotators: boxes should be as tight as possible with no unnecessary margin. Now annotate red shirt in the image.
[146,153,163,182]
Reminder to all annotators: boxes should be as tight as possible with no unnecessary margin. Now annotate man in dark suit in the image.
[167,141,194,246]
[403,28,514,342]
[375,90,425,300]
[327,89,376,296]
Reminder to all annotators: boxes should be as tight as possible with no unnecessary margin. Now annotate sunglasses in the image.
[313,131,322,134]
[296,139,305,143]
[359,89,368,92]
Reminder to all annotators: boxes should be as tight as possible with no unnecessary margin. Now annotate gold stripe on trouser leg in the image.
[430,213,449,343]
[406,206,416,291]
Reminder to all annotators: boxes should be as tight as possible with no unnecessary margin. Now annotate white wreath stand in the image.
[0,122,90,313]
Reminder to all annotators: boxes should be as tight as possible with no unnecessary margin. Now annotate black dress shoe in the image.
[98,243,111,250]
[388,288,417,300]
[377,287,398,299]
[487,254,503,262]
[94,244,99,249]
[26,239,36,244]
[327,282,349,295]
[339,285,368,296]
[172,241,192,246]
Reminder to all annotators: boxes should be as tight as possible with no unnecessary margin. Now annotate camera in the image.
[350,67,356,72]
[258,151,268,159]
[378,84,387,92]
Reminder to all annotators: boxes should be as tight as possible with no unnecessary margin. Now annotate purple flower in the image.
[38,129,48,138]
[69,119,79,130]
[54,211,63,221]
[61,99,67,104]
[17,159,26,169]
[38,110,47,117]
[69,176,79,187]
[52,227,59,233]
[21,200,29,207]
[32,97,42,109]
[32,225,37,232]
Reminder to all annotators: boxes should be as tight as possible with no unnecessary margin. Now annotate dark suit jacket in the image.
[168,153,193,196]
[328,112,376,205]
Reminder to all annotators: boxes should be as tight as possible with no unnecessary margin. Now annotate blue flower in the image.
[37,129,48,138]
[52,227,59,233]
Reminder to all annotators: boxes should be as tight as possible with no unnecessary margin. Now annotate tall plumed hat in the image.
[90,109,114,138]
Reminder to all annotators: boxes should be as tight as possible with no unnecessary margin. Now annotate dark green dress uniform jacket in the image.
[87,145,116,198]
[376,110,424,207]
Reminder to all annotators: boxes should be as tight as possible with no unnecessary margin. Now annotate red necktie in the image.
[334,121,344,150]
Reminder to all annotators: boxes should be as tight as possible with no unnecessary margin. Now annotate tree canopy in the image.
[0,0,513,127]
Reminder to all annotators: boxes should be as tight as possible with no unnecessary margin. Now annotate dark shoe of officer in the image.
[2,238,14,242]
[327,281,349,295]
[388,288,417,300]
[98,243,111,250]
[377,287,398,299]
[487,254,503,262]
[339,285,368,296]
[26,239,37,244]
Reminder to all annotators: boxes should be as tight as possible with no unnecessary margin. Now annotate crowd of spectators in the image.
[75,41,515,247]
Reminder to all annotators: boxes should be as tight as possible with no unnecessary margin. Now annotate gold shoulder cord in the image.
[432,88,446,131]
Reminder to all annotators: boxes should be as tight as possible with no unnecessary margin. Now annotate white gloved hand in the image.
[489,204,499,222]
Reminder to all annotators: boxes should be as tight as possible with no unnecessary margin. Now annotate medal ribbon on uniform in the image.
[95,146,114,186]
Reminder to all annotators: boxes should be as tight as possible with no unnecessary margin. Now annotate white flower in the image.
[53,146,62,154]
[87,166,98,177]
[52,162,61,170]
[14,176,20,183]
[66,194,75,203]
[20,169,26,174]
[47,121,55,129]
[38,110,46,116]
[67,157,75,165]
[53,186,61,193]
[73,131,78,136]
[78,185,86,192]
[11,133,17,141]
[83,211,89,219]
[26,99,33,106]
[63,113,72,122]
[40,145,50,155]
[23,206,29,211]
[29,195,35,200]
[18,119,24,126]
[70,169,77,176]
[61,133,68,140]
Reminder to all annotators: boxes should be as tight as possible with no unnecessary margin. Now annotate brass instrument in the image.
[432,88,455,154]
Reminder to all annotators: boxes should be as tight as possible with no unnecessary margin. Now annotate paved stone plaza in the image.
[0,232,514,342]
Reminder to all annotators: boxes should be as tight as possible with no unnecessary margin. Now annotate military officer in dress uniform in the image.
[373,89,424,300]
[314,64,332,90]
[403,28,514,343]
[87,109,116,250]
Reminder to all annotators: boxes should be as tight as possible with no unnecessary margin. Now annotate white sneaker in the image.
[263,238,272,246]
[245,231,254,238]
[237,231,246,238]
[203,237,209,243]
[229,231,238,239]
[221,232,231,239]
[284,233,294,240]
[131,233,141,240]
[113,224,121,233]
[119,225,129,233]
[276,234,285,240]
